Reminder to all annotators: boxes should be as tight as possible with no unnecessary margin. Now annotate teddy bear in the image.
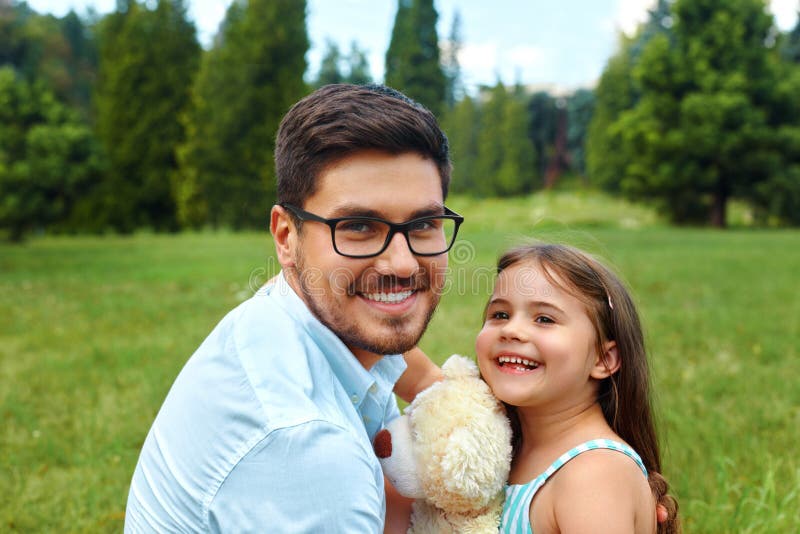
[374,354,513,533]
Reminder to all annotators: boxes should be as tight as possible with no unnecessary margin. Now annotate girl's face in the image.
[476,260,614,411]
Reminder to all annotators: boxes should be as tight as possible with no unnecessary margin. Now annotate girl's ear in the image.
[591,340,620,379]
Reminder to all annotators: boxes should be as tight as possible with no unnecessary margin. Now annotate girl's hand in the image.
[393,347,443,403]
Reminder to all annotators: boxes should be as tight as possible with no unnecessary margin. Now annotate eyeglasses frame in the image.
[280,203,464,258]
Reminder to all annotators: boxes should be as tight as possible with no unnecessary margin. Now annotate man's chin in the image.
[341,328,422,356]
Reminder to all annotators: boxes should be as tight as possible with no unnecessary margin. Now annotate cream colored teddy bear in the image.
[374,354,513,533]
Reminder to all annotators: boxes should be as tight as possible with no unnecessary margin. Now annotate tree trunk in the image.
[710,186,727,228]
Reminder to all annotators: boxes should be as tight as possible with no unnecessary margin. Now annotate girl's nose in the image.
[499,317,528,342]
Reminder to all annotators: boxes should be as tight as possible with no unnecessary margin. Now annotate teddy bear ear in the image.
[441,354,480,379]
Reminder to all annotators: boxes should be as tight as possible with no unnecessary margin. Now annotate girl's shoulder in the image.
[558,452,655,530]
[534,442,655,533]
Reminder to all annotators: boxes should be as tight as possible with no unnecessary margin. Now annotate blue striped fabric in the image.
[499,439,648,534]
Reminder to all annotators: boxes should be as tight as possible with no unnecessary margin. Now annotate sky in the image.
[24,0,800,93]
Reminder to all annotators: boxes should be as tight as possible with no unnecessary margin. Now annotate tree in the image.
[611,0,798,226]
[527,91,558,182]
[0,67,103,241]
[441,95,479,193]
[345,41,372,85]
[175,0,308,229]
[441,9,463,110]
[474,82,536,196]
[586,35,637,191]
[565,89,595,176]
[316,39,343,86]
[781,8,800,63]
[384,0,446,116]
[0,4,98,118]
[94,0,199,231]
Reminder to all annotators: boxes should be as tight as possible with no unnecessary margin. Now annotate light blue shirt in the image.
[125,272,407,533]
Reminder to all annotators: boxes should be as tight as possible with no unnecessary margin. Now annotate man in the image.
[125,84,457,532]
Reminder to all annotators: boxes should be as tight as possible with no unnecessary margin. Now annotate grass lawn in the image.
[2,191,798,532]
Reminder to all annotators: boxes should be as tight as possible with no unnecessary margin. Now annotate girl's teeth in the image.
[363,290,413,303]
[498,356,539,369]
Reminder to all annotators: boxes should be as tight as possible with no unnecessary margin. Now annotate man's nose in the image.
[374,231,419,278]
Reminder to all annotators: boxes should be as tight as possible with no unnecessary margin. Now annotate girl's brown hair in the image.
[495,243,679,533]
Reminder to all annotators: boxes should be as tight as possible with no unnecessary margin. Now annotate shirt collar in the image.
[268,271,383,409]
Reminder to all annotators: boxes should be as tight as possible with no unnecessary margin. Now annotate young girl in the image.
[477,243,679,533]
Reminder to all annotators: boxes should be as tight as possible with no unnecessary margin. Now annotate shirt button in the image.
[362,415,371,424]
[369,384,378,394]
[351,394,359,404]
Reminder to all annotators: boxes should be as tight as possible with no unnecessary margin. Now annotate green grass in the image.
[2,192,799,532]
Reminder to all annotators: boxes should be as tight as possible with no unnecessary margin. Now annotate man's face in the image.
[284,150,448,365]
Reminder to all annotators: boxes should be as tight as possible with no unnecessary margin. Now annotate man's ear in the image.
[591,340,620,379]
[270,204,298,268]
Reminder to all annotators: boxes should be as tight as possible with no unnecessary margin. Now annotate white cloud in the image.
[613,0,656,36]
[770,0,799,30]
[506,45,547,68]
[459,42,500,75]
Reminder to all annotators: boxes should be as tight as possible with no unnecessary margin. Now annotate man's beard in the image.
[291,253,440,355]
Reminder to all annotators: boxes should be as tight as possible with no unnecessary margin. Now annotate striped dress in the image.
[500,438,648,534]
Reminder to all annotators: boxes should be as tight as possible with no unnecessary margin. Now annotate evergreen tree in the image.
[611,0,799,226]
[475,82,536,196]
[441,9,463,110]
[316,39,343,86]
[345,41,372,85]
[0,67,103,241]
[441,95,479,193]
[175,0,308,229]
[95,0,199,231]
[497,85,537,195]
[0,4,98,118]
[527,91,558,181]
[384,0,446,116]
[566,89,595,175]
[586,1,676,191]
[781,8,800,63]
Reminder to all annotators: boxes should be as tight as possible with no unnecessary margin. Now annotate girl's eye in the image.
[490,311,509,320]
[534,315,555,324]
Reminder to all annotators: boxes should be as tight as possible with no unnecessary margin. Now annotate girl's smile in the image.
[476,260,613,411]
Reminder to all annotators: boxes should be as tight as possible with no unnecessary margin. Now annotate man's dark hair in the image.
[275,84,451,208]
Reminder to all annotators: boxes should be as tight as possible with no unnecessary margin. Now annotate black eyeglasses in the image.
[281,203,464,258]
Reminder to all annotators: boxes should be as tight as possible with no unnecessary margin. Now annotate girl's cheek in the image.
[475,327,492,361]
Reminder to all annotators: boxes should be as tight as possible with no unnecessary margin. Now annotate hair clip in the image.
[607,295,614,310]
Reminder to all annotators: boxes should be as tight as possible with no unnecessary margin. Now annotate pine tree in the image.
[316,39,343,86]
[566,89,595,176]
[441,95,479,193]
[0,67,103,241]
[474,82,536,196]
[527,91,558,182]
[95,0,199,231]
[175,0,308,229]
[384,0,446,116]
[782,9,800,63]
[441,9,463,110]
[610,0,800,226]
[345,41,372,85]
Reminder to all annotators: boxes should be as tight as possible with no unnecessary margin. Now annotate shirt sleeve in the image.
[207,420,384,533]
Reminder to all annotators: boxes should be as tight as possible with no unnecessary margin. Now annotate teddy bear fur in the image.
[377,354,512,533]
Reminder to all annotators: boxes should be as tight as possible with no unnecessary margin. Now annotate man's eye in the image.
[408,220,438,233]
[338,221,376,233]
